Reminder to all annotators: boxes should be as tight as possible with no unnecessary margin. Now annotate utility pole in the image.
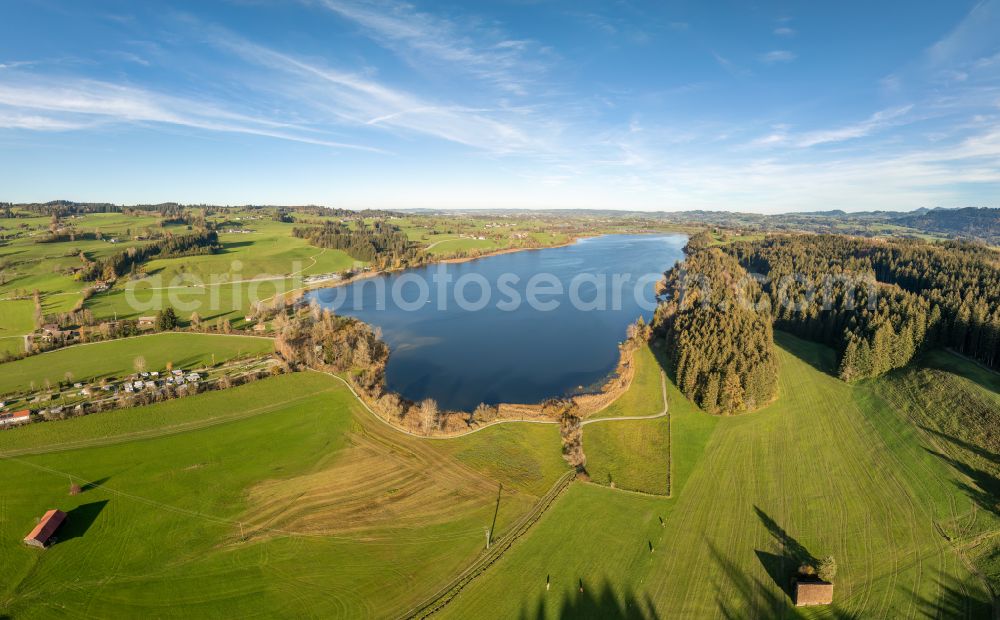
[484,527,491,550]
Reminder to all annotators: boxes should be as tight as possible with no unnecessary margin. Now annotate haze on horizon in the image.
[1,0,999,213]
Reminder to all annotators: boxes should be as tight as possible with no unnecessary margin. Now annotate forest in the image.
[79,230,220,281]
[292,219,422,268]
[653,234,778,414]
[722,235,1000,381]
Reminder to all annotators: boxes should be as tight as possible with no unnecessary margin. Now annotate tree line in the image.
[292,220,423,269]
[78,230,220,281]
[653,235,778,414]
[721,235,1000,380]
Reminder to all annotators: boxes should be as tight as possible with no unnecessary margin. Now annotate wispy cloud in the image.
[192,20,559,155]
[796,105,914,147]
[0,76,384,151]
[0,60,37,70]
[747,105,915,149]
[773,27,795,37]
[308,0,548,95]
[758,50,796,64]
[712,51,751,77]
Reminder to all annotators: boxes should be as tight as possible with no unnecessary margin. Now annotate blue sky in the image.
[1,0,998,212]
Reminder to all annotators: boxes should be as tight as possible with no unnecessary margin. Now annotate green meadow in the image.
[587,344,664,419]
[0,333,272,395]
[0,373,568,618]
[441,334,996,619]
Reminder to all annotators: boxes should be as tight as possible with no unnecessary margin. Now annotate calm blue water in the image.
[308,234,686,411]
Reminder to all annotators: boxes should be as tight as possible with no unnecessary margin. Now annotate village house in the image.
[23,509,67,548]
[40,323,64,340]
[794,580,834,606]
[137,316,157,330]
[0,409,31,426]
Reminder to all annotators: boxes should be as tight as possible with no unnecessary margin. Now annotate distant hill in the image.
[404,207,1000,245]
[892,207,1000,243]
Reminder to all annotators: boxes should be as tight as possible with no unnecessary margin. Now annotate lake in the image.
[308,234,686,411]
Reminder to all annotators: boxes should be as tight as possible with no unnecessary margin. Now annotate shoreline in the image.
[271,235,587,305]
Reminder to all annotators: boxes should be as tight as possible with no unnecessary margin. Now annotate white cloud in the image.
[0,61,36,70]
[795,105,914,147]
[758,50,796,64]
[712,51,752,76]
[773,27,795,36]
[309,0,547,95]
[199,24,559,155]
[926,0,1000,68]
[0,110,92,130]
[0,77,384,151]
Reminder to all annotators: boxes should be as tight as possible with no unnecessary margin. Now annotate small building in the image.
[794,580,833,606]
[252,322,267,332]
[40,324,64,340]
[24,509,67,548]
[0,409,30,426]
[137,316,157,330]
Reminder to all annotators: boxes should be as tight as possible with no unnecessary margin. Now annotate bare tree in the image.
[133,355,146,373]
[419,398,439,433]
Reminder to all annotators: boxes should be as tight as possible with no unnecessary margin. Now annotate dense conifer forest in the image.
[292,220,421,268]
[722,235,1000,381]
[653,233,778,414]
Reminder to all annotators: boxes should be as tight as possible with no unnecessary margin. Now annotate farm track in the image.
[400,469,576,619]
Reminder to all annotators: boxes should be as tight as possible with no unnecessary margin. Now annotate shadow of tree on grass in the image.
[519,577,660,620]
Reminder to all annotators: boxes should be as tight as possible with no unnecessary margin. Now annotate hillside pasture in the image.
[873,350,1000,592]
[440,334,994,618]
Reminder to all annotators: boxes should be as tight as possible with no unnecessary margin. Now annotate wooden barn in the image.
[794,580,834,606]
[24,509,67,548]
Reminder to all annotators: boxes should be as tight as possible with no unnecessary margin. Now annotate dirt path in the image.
[316,370,669,440]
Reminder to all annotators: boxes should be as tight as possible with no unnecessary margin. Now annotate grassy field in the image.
[426,237,503,255]
[0,372,568,618]
[440,334,995,618]
[0,333,272,395]
[584,418,670,494]
[587,344,663,419]
[872,349,1000,592]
